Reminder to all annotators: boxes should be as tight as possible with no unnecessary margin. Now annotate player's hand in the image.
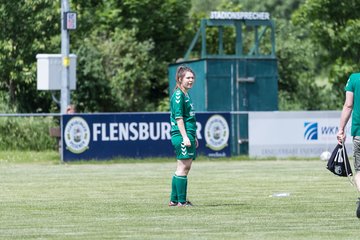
[337,129,346,145]
[182,136,191,147]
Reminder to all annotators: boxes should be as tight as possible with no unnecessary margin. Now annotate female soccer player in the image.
[168,65,198,207]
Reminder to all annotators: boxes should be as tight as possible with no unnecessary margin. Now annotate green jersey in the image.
[345,73,360,136]
[170,88,197,137]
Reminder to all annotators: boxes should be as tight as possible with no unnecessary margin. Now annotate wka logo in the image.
[304,122,318,140]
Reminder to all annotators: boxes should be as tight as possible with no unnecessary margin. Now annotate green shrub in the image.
[0,116,58,151]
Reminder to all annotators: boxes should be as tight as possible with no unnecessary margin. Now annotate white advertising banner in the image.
[248,111,352,158]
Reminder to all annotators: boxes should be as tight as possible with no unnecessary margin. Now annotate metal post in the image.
[235,21,242,56]
[60,0,71,162]
[201,19,206,58]
[61,0,70,114]
[218,26,223,55]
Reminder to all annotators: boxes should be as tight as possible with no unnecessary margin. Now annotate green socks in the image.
[171,175,188,203]
[170,175,178,203]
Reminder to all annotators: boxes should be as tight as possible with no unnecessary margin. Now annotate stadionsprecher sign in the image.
[61,112,231,161]
[210,11,270,20]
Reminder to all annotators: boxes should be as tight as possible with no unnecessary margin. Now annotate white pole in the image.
[61,0,70,114]
[60,0,70,161]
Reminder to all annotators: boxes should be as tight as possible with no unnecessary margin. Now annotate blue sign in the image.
[304,122,318,140]
[62,112,231,161]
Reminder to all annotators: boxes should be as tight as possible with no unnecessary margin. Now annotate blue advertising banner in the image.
[62,112,231,161]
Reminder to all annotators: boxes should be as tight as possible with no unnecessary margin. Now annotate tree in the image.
[74,28,156,112]
[116,0,192,110]
[293,0,360,108]
[72,32,114,112]
[0,0,192,112]
[239,0,305,19]
[0,0,59,112]
[71,0,192,112]
[73,0,193,111]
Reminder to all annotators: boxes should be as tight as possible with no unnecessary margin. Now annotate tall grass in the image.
[0,117,57,151]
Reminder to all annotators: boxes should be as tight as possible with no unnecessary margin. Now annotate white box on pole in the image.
[36,54,76,90]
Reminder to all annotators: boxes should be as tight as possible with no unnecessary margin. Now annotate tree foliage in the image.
[293,0,360,108]
[238,0,304,19]
[0,0,359,112]
[74,28,156,112]
[0,0,192,113]
[0,0,59,112]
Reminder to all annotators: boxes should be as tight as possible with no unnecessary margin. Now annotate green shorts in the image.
[171,133,196,160]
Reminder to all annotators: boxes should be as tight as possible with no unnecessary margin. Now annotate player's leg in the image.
[355,172,360,192]
[175,159,192,205]
[175,157,192,176]
[169,134,189,206]
[170,134,195,206]
[352,136,360,217]
[175,136,196,206]
[169,174,178,206]
[353,137,360,191]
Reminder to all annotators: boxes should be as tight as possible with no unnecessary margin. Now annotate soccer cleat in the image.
[356,198,360,218]
[177,201,193,207]
[168,201,178,207]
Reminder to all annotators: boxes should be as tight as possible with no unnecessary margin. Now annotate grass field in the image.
[0,152,359,240]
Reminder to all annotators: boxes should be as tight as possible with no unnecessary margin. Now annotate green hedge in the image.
[0,117,58,151]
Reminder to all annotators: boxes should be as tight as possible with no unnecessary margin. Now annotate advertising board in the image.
[248,111,352,158]
[62,112,231,161]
